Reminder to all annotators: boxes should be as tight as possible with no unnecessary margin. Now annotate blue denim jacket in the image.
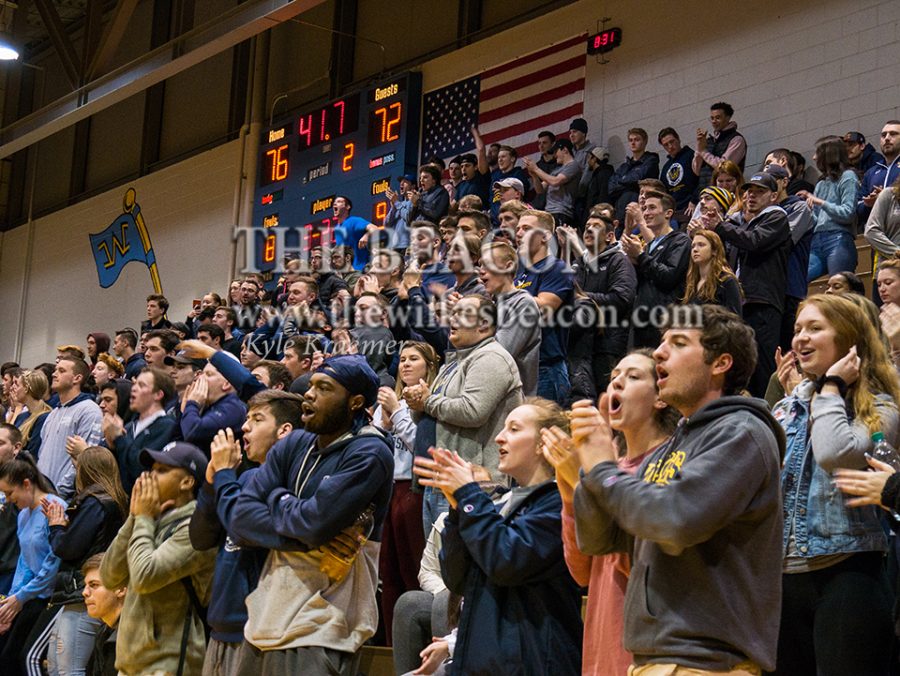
[774,381,891,557]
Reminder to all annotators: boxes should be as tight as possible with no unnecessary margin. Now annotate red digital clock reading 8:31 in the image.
[296,93,362,151]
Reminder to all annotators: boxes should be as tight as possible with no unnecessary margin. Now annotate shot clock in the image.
[587,27,622,55]
[251,73,422,281]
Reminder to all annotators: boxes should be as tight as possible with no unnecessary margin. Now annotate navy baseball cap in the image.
[397,173,417,184]
[763,164,790,180]
[140,441,207,488]
[741,172,778,192]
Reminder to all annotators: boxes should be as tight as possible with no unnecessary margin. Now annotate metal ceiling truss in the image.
[0,0,323,159]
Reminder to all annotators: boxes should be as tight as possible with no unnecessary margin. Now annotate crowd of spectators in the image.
[1,103,900,676]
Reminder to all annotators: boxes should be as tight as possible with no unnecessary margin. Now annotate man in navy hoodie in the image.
[658,127,699,218]
[230,355,393,675]
[573,304,783,675]
[180,360,247,455]
[189,390,304,676]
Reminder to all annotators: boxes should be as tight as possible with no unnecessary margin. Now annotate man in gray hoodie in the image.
[404,295,523,528]
[480,240,541,395]
[38,357,102,499]
[572,304,783,675]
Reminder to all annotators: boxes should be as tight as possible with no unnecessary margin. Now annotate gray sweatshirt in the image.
[495,288,541,396]
[38,393,102,499]
[424,337,523,478]
[574,397,784,672]
[864,187,900,258]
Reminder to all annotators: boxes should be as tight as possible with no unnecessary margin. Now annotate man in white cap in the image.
[492,177,526,207]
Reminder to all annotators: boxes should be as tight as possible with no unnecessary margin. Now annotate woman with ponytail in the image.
[0,452,65,676]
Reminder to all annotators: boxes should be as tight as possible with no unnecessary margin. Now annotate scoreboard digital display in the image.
[251,73,422,279]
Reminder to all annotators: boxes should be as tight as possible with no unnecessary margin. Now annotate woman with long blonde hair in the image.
[772,293,900,674]
[11,370,52,456]
[682,229,742,316]
[413,397,583,675]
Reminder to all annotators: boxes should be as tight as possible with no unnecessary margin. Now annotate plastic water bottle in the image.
[319,504,376,584]
[871,432,900,471]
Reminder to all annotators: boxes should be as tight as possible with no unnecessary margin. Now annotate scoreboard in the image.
[251,72,423,277]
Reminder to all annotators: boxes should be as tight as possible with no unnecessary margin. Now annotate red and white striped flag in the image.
[478,34,587,157]
[421,34,587,163]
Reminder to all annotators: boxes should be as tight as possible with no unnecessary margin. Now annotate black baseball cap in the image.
[551,138,574,154]
[741,172,778,192]
[459,153,477,165]
[844,131,865,144]
[140,441,207,489]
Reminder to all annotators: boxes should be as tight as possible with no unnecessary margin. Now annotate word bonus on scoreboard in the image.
[252,73,423,279]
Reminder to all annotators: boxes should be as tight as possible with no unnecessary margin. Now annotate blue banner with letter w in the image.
[88,188,162,292]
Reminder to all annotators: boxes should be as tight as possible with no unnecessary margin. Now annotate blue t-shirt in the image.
[456,170,491,205]
[421,262,456,298]
[335,215,373,270]
[514,254,573,363]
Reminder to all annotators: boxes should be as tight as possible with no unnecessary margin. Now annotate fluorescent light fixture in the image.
[0,35,18,60]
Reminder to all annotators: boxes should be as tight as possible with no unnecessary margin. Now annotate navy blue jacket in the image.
[123,353,147,381]
[229,427,394,551]
[180,394,247,455]
[412,185,450,224]
[111,415,180,494]
[608,152,661,221]
[210,352,265,403]
[441,481,582,676]
[189,468,267,642]
[858,157,900,222]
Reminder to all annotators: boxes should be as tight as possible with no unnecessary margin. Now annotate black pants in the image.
[778,295,802,352]
[744,303,782,398]
[772,552,893,676]
[0,597,53,676]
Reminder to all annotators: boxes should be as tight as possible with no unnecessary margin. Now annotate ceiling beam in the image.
[86,0,141,79]
[0,0,323,160]
[33,0,82,88]
[82,0,105,77]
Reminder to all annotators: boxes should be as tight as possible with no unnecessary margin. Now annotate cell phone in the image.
[192,299,201,311]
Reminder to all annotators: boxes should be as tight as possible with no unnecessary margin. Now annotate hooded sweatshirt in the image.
[228,426,394,652]
[494,288,541,396]
[574,397,784,672]
[100,501,217,676]
[38,392,103,500]
[424,337,523,479]
[88,333,111,365]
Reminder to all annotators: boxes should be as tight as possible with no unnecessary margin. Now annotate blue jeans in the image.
[807,230,858,281]
[422,486,450,539]
[537,360,571,405]
[47,604,102,676]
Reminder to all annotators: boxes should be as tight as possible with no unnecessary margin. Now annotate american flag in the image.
[421,34,587,162]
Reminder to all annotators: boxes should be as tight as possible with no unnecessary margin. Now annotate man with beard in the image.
[189,390,304,676]
[230,355,393,675]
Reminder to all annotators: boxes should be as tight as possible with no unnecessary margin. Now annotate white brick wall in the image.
[0,141,240,365]
[424,0,899,169]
